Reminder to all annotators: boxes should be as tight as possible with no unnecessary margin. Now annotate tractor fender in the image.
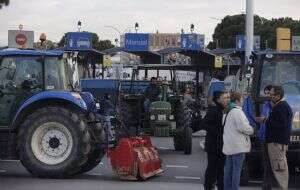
[11,91,88,130]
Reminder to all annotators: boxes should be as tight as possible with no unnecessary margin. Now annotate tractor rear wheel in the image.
[18,106,91,178]
[172,102,192,153]
[184,127,192,155]
[78,119,106,174]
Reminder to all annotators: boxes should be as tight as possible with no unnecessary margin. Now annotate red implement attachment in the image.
[108,136,163,180]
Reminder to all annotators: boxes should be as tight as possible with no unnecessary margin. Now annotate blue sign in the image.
[65,32,92,50]
[124,33,149,51]
[236,35,260,51]
[181,34,205,50]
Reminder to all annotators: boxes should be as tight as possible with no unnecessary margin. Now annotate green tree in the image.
[58,32,114,51]
[207,14,300,50]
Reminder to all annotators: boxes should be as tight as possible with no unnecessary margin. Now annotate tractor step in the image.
[108,136,163,180]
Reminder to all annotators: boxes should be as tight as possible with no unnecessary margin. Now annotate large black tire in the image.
[172,102,191,152]
[118,96,142,136]
[78,117,106,174]
[173,129,184,151]
[184,127,192,155]
[18,106,91,178]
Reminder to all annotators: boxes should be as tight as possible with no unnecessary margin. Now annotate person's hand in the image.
[254,116,266,124]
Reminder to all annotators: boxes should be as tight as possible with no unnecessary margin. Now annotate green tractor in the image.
[119,64,193,154]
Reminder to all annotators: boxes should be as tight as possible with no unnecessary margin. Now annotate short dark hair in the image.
[272,86,284,99]
[213,91,227,102]
[264,85,272,92]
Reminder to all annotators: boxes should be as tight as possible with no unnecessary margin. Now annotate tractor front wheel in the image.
[18,106,91,178]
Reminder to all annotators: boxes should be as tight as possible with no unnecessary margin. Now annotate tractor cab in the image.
[239,51,300,183]
[251,52,300,132]
[0,48,108,178]
[0,49,73,124]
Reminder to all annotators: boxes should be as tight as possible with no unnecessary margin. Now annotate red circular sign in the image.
[15,34,27,45]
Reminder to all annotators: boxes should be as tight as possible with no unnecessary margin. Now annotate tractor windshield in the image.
[260,55,300,130]
[260,55,300,96]
[45,57,68,90]
[0,56,43,90]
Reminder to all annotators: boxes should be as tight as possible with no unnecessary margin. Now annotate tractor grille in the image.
[154,126,171,137]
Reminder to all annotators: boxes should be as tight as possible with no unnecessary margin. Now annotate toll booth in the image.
[63,32,104,79]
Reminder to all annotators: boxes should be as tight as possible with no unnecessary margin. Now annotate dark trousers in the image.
[262,143,273,190]
[204,151,226,190]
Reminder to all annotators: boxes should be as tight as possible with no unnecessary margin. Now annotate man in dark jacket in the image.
[265,86,293,190]
[203,91,230,190]
[144,77,160,112]
[144,77,160,101]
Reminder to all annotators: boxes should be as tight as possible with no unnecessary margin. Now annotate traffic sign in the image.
[124,33,149,51]
[15,33,27,45]
[65,32,92,50]
[103,55,112,68]
[236,35,260,51]
[181,34,205,50]
[214,56,223,68]
[8,30,34,49]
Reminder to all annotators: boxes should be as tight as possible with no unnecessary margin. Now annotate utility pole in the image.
[245,0,254,64]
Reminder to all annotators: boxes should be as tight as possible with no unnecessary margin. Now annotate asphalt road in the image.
[0,136,299,190]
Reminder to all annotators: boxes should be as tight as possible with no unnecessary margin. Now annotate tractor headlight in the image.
[157,114,167,121]
[95,103,101,110]
[71,92,87,109]
[150,115,156,120]
[71,92,82,100]
[169,115,174,120]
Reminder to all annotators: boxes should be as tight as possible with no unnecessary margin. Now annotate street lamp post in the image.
[77,21,82,32]
[245,0,254,64]
[135,22,139,33]
[190,24,194,33]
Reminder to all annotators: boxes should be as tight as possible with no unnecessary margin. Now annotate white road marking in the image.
[0,170,6,173]
[0,160,19,162]
[87,173,102,176]
[249,180,263,184]
[174,176,201,180]
[166,165,189,168]
[157,147,171,150]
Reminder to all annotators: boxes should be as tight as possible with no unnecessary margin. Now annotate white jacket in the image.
[222,106,254,155]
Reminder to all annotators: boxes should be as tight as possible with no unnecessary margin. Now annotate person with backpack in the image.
[203,91,230,190]
[223,92,254,190]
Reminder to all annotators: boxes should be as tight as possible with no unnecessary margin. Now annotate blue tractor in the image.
[239,51,300,184]
[0,49,106,177]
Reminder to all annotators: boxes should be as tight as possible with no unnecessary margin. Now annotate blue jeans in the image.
[224,153,245,190]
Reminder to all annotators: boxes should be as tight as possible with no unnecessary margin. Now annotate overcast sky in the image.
[1,0,300,46]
